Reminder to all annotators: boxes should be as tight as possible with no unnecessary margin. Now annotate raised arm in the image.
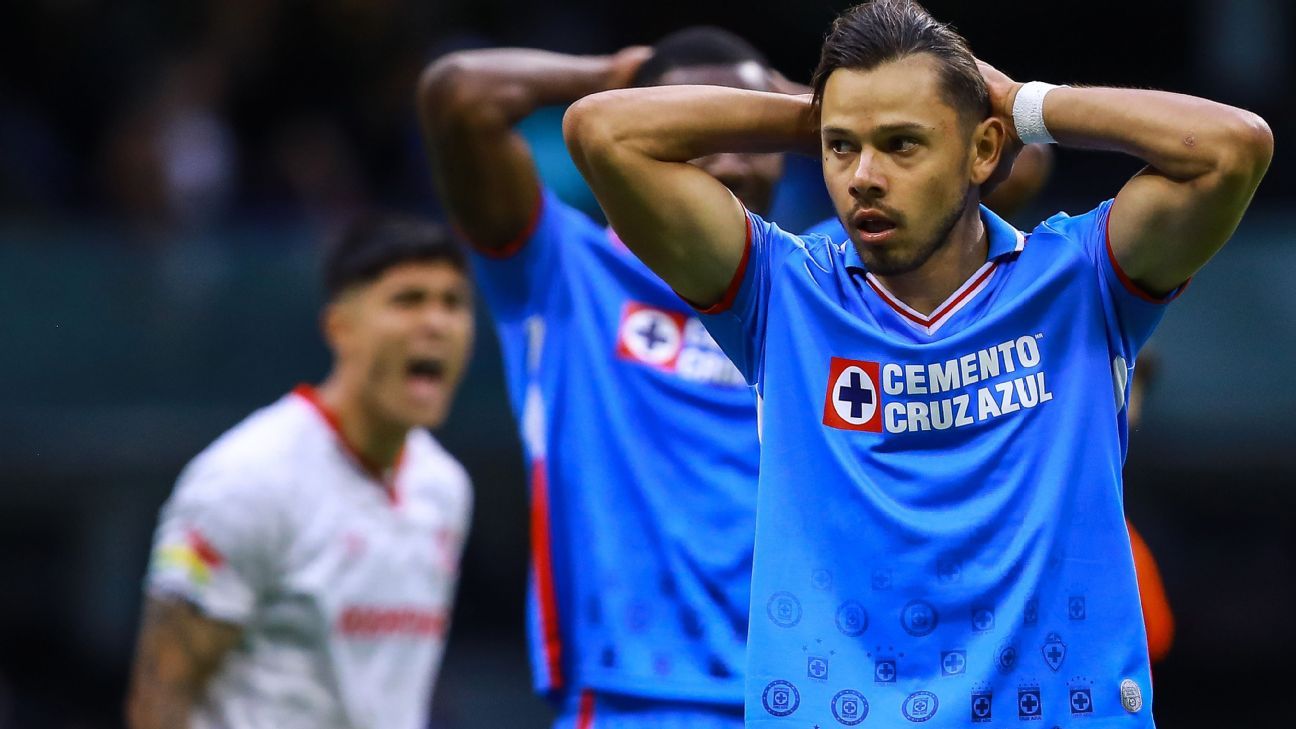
[563,86,817,305]
[417,47,649,250]
[982,63,1273,296]
[126,597,241,729]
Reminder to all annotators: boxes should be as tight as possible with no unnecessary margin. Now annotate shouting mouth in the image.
[405,357,446,400]
[851,209,898,244]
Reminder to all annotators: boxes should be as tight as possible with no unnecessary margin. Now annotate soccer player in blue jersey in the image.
[564,0,1271,726]
[418,29,786,728]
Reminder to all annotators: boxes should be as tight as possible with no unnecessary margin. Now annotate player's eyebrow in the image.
[874,122,936,134]
[821,122,936,137]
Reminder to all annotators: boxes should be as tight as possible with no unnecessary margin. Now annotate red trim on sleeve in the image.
[691,213,753,315]
[456,188,546,260]
[292,385,405,505]
[576,689,596,729]
[528,458,565,690]
[1103,207,1188,305]
[185,528,225,568]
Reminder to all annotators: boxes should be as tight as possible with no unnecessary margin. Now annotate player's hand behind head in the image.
[976,59,1021,140]
[607,46,653,90]
[975,59,1024,196]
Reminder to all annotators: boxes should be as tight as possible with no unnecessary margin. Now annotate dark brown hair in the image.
[811,0,989,126]
[324,215,468,299]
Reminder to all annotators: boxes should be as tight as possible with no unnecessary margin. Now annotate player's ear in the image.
[321,297,352,355]
[969,116,1006,186]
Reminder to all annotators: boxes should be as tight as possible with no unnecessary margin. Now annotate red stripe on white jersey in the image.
[293,385,404,504]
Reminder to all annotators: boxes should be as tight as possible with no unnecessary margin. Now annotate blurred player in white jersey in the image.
[126,217,476,729]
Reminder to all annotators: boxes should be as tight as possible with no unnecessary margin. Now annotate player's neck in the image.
[871,203,987,316]
[315,376,408,478]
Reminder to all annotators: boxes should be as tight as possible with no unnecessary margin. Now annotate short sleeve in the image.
[1040,199,1185,356]
[145,464,283,625]
[694,210,805,390]
[467,186,602,322]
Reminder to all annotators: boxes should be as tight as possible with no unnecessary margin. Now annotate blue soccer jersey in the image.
[803,215,848,242]
[699,200,1177,727]
[469,188,759,705]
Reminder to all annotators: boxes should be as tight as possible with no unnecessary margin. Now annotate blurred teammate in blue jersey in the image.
[417,29,782,728]
[565,0,1270,725]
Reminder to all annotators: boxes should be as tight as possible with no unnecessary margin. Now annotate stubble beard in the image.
[855,187,970,277]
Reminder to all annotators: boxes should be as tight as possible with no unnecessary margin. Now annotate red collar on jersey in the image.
[293,384,405,505]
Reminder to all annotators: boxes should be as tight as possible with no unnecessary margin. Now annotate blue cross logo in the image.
[808,657,828,680]
[972,607,995,631]
[942,651,966,675]
[1042,633,1067,672]
[1070,688,1093,714]
[875,660,896,683]
[1024,598,1038,625]
[872,569,892,590]
[972,692,992,722]
[1069,596,1087,620]
[837,370,873,419]
[637,317,669,350]
[1018,689,1041,717]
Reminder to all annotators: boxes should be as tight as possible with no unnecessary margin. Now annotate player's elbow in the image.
[417,54,512,131]
[563,92,622,173]
[1213,110,1274,185]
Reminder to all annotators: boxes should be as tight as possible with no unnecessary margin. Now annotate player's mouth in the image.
[405,357,446,401]
[852,209,898,244]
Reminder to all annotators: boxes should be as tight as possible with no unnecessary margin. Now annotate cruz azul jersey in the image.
[145,387,471,729]
[699,200,1177,727]
[803,215,850,243]
[470,188,759,703]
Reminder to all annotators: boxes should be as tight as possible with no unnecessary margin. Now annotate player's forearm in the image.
[564,85,818,167]
[126,599,238,729]
[1032,86,1272,185]
[419,49,625,130]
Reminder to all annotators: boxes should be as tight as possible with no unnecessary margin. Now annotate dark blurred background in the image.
[0,0,1291,727]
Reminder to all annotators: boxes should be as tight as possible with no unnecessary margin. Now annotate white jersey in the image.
[145,387,472,729]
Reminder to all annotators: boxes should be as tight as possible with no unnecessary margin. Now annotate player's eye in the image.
[826,138,856,155]
[440,291,469,310]
[391,289,426,307]
[889,136,920,154]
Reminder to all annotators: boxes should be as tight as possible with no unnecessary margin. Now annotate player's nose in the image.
[416,301,456,339]
[848,150,887,200]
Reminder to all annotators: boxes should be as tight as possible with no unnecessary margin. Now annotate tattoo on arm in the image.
[126,597,242,729]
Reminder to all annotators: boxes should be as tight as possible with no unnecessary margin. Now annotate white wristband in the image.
[1012,81,1065,145]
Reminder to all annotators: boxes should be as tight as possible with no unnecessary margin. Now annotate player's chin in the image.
[855,241,923,277]
[387,387,450,430]
[396,401,449,430]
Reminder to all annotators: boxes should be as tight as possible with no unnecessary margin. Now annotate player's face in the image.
[657,63,784,217]
[332,261,475,430]
[820,54,1001,276]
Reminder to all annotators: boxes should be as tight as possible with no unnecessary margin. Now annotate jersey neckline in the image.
[292,384,405,505]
